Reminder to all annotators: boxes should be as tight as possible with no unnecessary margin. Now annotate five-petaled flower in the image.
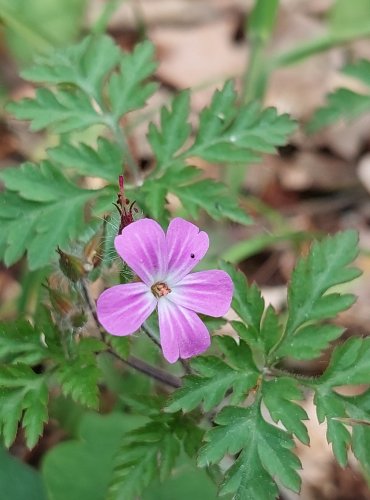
[96,217,233,363]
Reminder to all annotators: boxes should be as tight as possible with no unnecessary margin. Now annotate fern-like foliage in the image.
[166,231,367,500]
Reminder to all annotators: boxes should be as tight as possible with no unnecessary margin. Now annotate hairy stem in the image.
[108,349,181,388]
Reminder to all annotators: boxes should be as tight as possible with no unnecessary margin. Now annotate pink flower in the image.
[96,217,233,363]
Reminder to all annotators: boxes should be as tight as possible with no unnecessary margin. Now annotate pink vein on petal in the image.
[96,282,156,336]
[115,218,167,285]
[158,299,211,363]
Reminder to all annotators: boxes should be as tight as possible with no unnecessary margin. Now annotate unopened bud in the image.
[57,247,86,282]
[44,284,73,316]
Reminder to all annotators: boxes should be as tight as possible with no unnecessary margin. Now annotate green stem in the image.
[241,0,279,103]
[229,0,279,193]
[266,367,317,387]
[271,28,370,69]
[106,117,142,186]
[91,0,125,35]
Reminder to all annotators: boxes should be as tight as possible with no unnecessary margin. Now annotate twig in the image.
[108,349,181,388]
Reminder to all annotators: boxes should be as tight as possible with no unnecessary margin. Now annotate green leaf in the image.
[346,390,370,471]
[22,35,120,103]
[220,261,267,357]
[308,59,370,132]
[148,90,191,170]
[141,167,250,225]
[42,412,147,500]
[314,388,350,466]
[220,261,264,332]
[171,177,251,225]
[0,319,59,365]
[0,364,48,448]
[189,82,296,163]
[110,337,130,360]
[308,89,370,132]
[0,162,102,269]
[312,338,370,466]
[319,337,370,387]
[56,338,104,409]
[108,41,157,119]
[198,404,301,498]
[276,324,344,360]
[0,446,47,500]
[343,59,370,87]
[109,419,181,500]
[260,304,282,354]
[48,137,122,182]
[0,0,86,63]
[262,377,309,444]
[7,88,103,133]
[275,231,360,360]
[166,346,259,413]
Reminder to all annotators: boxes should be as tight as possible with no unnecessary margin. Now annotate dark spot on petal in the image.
[190,253,195,258]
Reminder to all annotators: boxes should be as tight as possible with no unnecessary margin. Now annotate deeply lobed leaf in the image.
[0,162,105,269]
[198,403,301,499]
[0,364,48,448]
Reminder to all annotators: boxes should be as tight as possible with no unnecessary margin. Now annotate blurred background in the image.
[2,0,370,498]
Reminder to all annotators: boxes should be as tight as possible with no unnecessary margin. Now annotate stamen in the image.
[151,282,172,298]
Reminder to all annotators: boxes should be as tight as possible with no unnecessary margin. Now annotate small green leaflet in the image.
[7,88,104,133]
[21,35,121,103]
[262,377,309,444]
[109,419,181,500]
[311,338,370,467]
[149,81,296,171]
[220,261,282,357]
[166,340,259,413]
[56,338,105,409]
[0,364,48,449]
[8,36,157,132]
[0,162,104,269]
[273,230,360,362]
[148,90,191,170]
[140,166,251,226]
[198,404,301,499]
[189,84,296,163]
[48,137,123,183]
[0,319,58,365]
[108,41,157,119]
[308,60,370,132]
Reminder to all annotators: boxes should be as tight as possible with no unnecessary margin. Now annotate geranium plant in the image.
[0,18,370,500]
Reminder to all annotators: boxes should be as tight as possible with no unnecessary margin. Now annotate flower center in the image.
[151,282,171,298]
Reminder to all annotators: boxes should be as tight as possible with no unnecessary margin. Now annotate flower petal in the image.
[115,219,167,285]
[97,282,156,336]
[166,218,209,284]
[168,270,233,317]
[157,299,210,363]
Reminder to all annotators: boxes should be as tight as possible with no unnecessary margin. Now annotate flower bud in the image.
[57,247,86,282]
[44,284,73,316]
